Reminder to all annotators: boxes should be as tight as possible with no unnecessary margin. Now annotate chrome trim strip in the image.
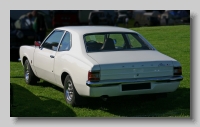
[86,76,183,87]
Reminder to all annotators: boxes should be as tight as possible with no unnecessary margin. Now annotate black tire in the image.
[64,75,84,107]
[24,59,38,85]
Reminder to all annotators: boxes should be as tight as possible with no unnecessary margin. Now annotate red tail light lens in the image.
[88,71,100,82]
[174,67,182,75]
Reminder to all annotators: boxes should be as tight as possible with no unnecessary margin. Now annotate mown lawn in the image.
[10,25,190,117]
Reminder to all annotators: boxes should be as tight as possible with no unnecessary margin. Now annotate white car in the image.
[19,26,183,106]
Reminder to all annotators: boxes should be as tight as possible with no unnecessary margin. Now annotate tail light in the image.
[88,71,100,82]
[174,67,182,75]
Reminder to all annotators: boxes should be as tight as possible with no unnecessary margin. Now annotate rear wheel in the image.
[64,75,84,107]
[24,59,39,85]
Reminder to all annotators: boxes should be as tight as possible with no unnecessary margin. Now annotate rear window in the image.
[84,32,154,52]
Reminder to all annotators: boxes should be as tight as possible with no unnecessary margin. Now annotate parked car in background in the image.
[19,26,183,106]
[115,10,140,28]
[132,10,146,20]
[126,10,134,19]
[78,10,92,25]
[160,10,190,25]
[116,10,128,24]
[116,10,134,19]
[88,10,117,26]
[176,10,190,23]
[134,11,161,27]
[101,10,118,25]
[88,10,108,25]
[52,10,79,27]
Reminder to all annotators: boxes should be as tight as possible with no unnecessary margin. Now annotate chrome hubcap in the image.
[65,81,74,101]
[25,65,29,81]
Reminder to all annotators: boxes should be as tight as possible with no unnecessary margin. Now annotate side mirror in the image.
[34,41,41,46]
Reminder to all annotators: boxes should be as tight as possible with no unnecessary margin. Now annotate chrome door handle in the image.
[50,55,54,58]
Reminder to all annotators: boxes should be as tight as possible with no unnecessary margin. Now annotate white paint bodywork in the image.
[19,26,182,97]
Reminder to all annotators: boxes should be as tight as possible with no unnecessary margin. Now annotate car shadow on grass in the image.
[10,76,24,78]
[10,83,76,117]
[35,80,64,93]
[81,87,190,117]
[11,80,190,117]
[27,81,190,117]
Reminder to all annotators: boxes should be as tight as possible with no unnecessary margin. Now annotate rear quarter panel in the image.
[52,30,100,96]
[54,52,100,96]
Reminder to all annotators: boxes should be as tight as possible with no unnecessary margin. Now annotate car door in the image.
[34,30,65,84]
[54,31,71,85]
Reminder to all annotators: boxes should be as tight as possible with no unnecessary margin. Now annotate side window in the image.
[59,32,71,51]
[42,30,64,51]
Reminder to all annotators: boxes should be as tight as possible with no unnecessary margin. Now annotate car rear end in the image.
[83,30,183,97]
[86,52,182,97]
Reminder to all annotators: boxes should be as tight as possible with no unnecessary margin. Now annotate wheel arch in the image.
[61,71,70,86]
[61,71,82,95]
[21,55,38,78]
[22,56,28,66]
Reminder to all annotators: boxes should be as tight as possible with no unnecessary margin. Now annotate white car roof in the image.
[55,26,137,35]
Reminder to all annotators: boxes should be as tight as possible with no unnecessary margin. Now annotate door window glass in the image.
[42,30,64,50]
[59,32,71,51]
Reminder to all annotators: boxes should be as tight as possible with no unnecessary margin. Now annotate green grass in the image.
[10,25,190,117]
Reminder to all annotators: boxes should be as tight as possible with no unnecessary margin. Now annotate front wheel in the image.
[24,59,39,85]
[64,75,84,107]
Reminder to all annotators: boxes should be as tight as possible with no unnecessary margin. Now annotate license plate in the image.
[122,83,151,91]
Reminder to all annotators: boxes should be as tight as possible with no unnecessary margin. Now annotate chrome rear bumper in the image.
[86,75,183,87]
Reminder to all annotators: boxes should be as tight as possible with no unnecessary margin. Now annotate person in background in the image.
[125,17,129,27]
[32,10,47,42]
[14,12,34,30]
